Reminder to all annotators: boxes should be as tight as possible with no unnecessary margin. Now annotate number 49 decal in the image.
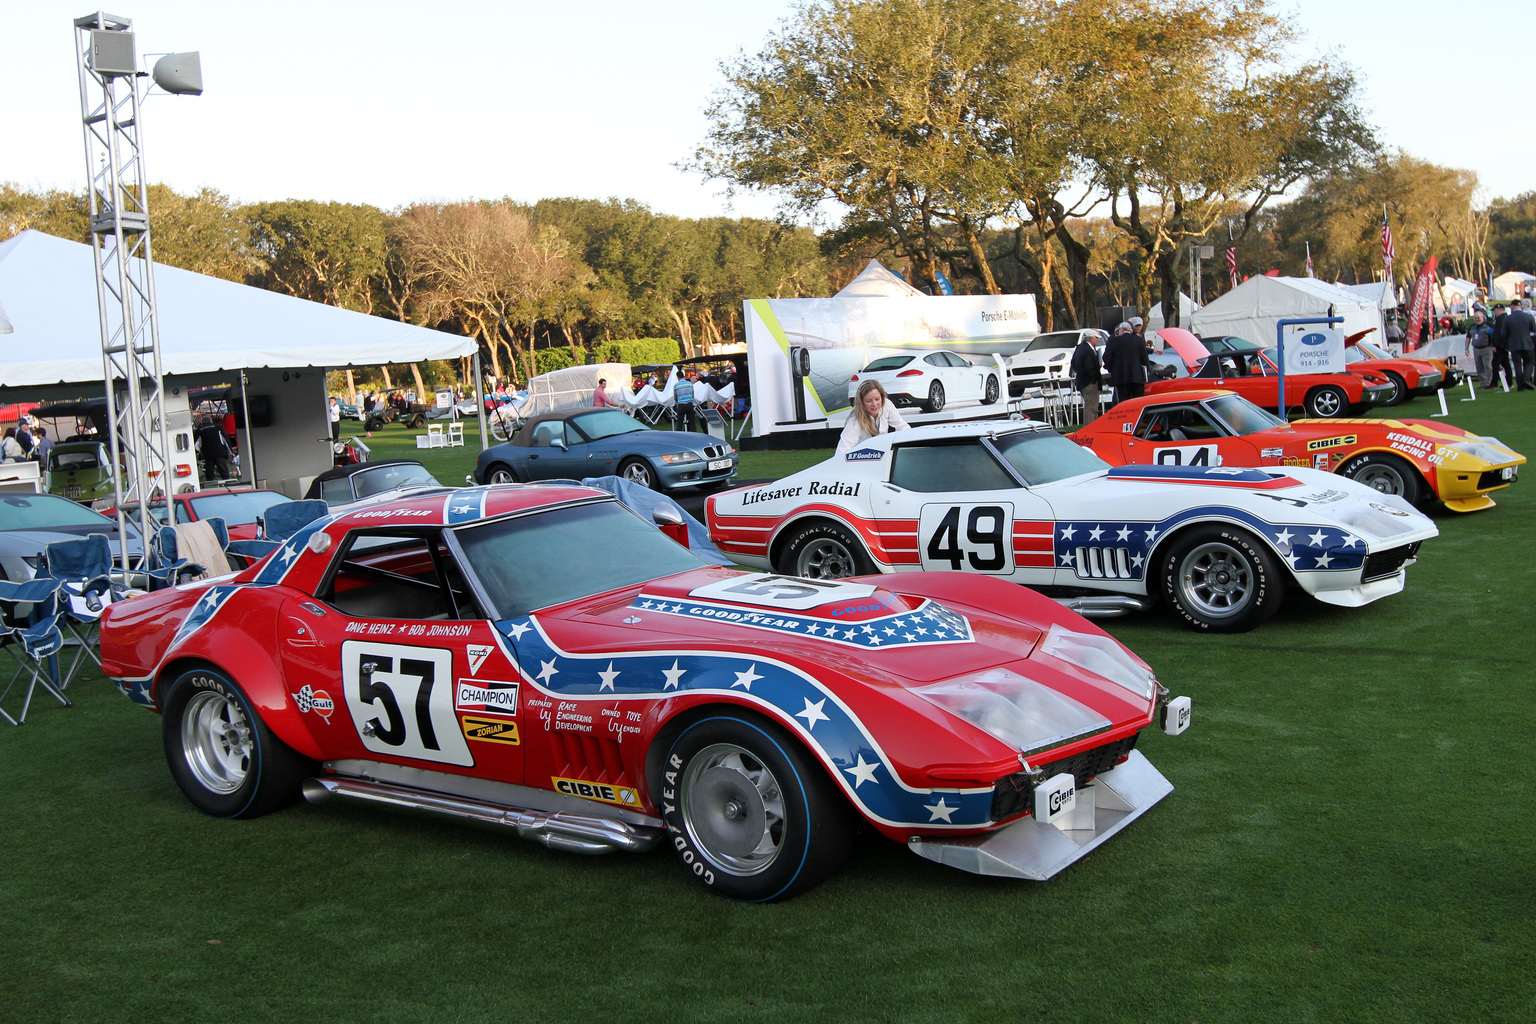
[919,503,1014,573]
[342,641,474,766]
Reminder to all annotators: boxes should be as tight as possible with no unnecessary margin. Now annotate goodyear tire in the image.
[1159,525,1283,633]
[486,463,519,484]
[161,666,314,819]
[1340,452,1423,507]
[982,375,1000,405]
[619,457,657,490]
[778,520,873,579]
[659,712,853,902]
[1304,385,1347,418]
[1381,371,1408,406]
[924,381,946,413]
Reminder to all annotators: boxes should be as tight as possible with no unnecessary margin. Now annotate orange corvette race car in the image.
[1073,389,1525,512]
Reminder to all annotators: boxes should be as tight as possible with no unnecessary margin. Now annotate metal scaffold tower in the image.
[74,11,171,560]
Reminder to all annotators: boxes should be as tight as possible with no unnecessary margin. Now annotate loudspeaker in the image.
[152,52,203,95]
[89,30,136,76]
[1097,306,1137,333]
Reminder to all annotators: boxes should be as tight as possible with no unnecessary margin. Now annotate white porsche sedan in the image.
[847,350,1002,413]
[707,421,1439,632]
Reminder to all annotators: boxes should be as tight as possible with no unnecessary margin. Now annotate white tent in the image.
[835,259,924,298]
[1340,280,1398,311]
[1146,292,1198,331]
[1491,271,1536,301]
[0,229,475,390]
[1190,275,1384,346]
[1435,276,1478,314]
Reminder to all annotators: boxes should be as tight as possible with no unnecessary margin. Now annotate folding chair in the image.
[142,524,208,590]
[172,519,235,580]
[230,499,330,564]
[37,533,122,686]
[0,578,71,725]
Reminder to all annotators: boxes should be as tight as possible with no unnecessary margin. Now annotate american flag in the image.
[1226,247,1238,287]
[1381,210,1395,274]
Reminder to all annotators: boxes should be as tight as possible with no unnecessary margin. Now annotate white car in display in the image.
[1004,329,1109,397]
[706,421,1439,632]
[847,350,1001,413]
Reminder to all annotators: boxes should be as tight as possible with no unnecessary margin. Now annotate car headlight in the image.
[660,452,702,465]
[1451,439,1517,463]
[1036,624,1156,701]
[914,668,1110,757]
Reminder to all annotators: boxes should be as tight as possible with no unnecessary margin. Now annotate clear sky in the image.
[2,0,1527,223]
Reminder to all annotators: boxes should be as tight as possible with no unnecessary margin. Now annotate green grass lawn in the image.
[5,394,1535,1023]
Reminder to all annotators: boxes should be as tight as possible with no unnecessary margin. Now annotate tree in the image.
[0,183,89,243]
[145,185,264,282]
[245,199,389,313]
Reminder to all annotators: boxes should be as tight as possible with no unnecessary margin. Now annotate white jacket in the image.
[836,402,910,455]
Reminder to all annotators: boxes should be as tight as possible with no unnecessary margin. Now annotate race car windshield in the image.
[1205,394,1284,435]
[1352,339,1390,360]
[570,409,646,441]
[454,500,706,619]
[991,431,1109,485]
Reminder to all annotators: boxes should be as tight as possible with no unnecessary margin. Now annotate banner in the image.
[1404,257,1438,353]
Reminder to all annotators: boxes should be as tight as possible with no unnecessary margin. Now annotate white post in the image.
[1431,389,1450,417]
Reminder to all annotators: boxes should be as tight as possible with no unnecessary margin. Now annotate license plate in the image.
[707,459,732,472]
[1503,467,1517,481]
[65,485,81,498]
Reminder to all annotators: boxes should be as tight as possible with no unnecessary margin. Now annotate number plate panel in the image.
[342,641,473,766]
[918,503,1016,574]
[707,458,732,472]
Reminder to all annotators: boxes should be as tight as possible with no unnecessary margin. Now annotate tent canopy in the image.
[1340,280,1397,311]
[1190,275,1383,347]
[0,230,476,395]
[1491,271,1536,301]
[835,259,923,298]
[1146,292,1198,331]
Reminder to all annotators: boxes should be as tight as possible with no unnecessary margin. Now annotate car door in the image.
[522,420,590,480]
[1120,403,1257,468]
[943,351,984,402]
[276,526,524,781]
[873,437,1060,587]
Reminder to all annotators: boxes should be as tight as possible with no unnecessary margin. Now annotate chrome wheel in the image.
[1353,462,1407,495]
[620,458,655,488]
[1175,541,1256,620]
[679,742,786,876]
[181,689,253,795]
[488,465,517,484]
[1306,386,1345,418]
[795,536,858,578]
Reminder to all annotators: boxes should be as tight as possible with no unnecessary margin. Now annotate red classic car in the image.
[1343,336,1447,404]
[106,487,291,541]
[99,483,1188,900]
[1074,389,1525,511]
[1148,344,1395,418]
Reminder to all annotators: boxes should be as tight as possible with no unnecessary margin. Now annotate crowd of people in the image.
[0,414,55,464]
[1467,301,1536,391]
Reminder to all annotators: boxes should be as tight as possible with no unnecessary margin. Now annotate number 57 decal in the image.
[342,641,474,766]
[919,503,1014,573]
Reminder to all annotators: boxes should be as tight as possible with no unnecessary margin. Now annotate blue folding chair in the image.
[142,524,208,590]
[0,577,71,725]
[230,499,330,564]
[36,533,122,686]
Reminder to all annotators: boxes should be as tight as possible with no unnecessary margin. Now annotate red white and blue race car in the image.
[707,422,1440,632]
[98,483,1190,901]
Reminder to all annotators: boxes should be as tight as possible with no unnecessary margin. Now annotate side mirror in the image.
[550,438,567,451]
[652,504,684,526]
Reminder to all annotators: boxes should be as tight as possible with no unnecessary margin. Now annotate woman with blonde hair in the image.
[836,380,910,455]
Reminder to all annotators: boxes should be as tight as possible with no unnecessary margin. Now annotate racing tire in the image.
[778,520,874,579]
[485,463,520,485]
[982,375,1000,405]
[1303,385,1347,419]
[660,712,853,902]
[924,381,946,413]
[1380,371,1408,406]
[161,666,315,819]
[1340,452,1423,507]
[1159,525,1284,633]
[619,457,657,490]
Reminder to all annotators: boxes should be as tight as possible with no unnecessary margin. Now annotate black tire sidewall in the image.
[983,375,999,404]
[658,713,848,902]
[487,463,519,484]
[1159,525,1282,632]
[1384,371,1408,405]
[927,381,945,412]
[778,520,872,577]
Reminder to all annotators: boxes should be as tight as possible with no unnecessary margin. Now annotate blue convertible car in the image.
[473,408,737,493]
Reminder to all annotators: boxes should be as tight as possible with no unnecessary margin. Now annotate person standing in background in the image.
[673,369,697,432]
[593,378,618,408]
[1103,323,1153,406]
[32,426,54,464]
[328,396,341,441]
[1071,334,1103,425]
[1467,311,1495,389]
[1506,302,1535,390]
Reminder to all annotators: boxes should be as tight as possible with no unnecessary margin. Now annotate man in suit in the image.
[1070,334,1104,424]
[1103,323,1153,406]
[1505,302,1535,390]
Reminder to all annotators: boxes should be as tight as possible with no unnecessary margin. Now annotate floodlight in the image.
[152,52,202,95]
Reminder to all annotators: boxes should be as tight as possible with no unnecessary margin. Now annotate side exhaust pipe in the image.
[302,776,663,855]
[1053,595,1148,618]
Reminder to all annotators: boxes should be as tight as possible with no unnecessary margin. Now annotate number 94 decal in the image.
[919,503,1014,573]
[342,641,474,766]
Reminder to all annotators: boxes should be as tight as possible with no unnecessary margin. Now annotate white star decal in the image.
[640,600,655,610]
[1088,525,1104,541]
[1284,550,1300,568]
[1116,526,1131,541]
[597,662,620,691]
[452,504,472,515]
[537,659,559,684]
[731,664,762,690]
[662,660,685,690]
[795,698,830,730]
[1060,524,1077,540]
[1315,551,1333,568]
[505,620,531,640]
[913,624,929,634]
[805,622,821,635]
[925,797,957,823]
[1144,525,1159,543]
[281,545,299,564]
[903,632,918,642]
[867,634,884,645]
[1275,528,1294,548]
[842,628,859,640]
[884,627,897,636]
[669,603,684,614]
[1308,529,1328,547]
[862,624,875,634]
[844,755,880,787]
[1131,553,1144,568]
[1340,534,1359,548]
[1060,552,1076,566]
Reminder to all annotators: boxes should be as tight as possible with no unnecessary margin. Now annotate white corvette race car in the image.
[707,421,1440,632]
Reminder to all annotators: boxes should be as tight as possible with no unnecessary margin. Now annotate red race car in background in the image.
[1074,389,1525,511]
[106,486,291,541]
[1343,335,1447,405]
[99,483,1189,900]
[1148,341,1395,419]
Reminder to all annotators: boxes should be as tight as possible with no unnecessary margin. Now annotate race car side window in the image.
[318,529,454,621]
[890,442,1016,492]
[1135,406,1221,441]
